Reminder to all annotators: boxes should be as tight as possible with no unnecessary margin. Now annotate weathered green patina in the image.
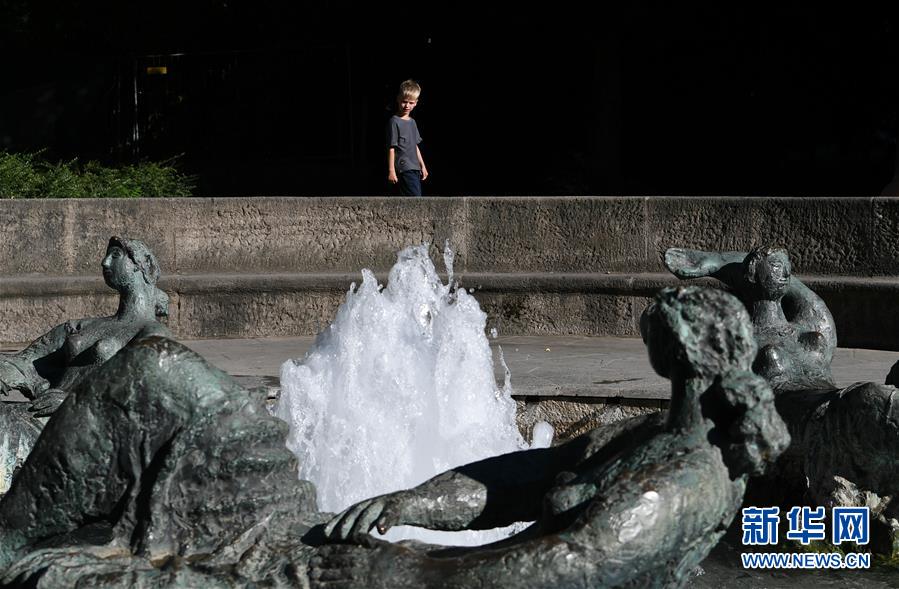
[663,247,836,392]
[666,246,899,558]
[0,337,324,586]
[0,237,171,494]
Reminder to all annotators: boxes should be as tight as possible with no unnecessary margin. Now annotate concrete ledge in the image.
[4,271,898,348]
[0,270,695,297]
[4,196,899,347]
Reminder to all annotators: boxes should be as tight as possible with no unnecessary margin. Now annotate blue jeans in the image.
[397,170,422,197]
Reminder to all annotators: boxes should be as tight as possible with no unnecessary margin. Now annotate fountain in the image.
[275,243,552,545]
[0,235,890,586]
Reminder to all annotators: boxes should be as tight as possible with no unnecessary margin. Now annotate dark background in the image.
[2,2,898,196]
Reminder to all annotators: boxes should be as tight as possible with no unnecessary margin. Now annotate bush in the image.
[0,152,195,198]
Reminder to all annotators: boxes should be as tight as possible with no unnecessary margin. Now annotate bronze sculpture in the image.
[0,337,322,586]
[0,236,170,405]
[0,237,171,493]
[663,246,835,392]
[665,246,899,556]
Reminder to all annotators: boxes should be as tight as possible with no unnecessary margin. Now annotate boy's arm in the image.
[416,145,428,180]
[386,119,399,183]
[387,148,397,183]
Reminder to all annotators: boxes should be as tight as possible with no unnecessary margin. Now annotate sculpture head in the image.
[103,237,168,317]
[742,246,791,301]
[640,286,756,381]
[641,287,789,477]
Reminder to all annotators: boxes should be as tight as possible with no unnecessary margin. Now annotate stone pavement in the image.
[179,335,899,401]
[4,335,896,399]
[5,334,897,441]
[175,335,899,444]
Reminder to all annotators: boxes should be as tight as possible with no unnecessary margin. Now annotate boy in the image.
[387,80,429,196]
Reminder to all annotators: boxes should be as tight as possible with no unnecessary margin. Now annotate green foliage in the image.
[0,151,195,198]
[0,152,42,197]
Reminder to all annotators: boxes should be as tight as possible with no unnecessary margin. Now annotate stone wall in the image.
[2,197,898,348]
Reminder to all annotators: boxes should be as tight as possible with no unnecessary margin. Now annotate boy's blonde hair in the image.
[398,79,421,100]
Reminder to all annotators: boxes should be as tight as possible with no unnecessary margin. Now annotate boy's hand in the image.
[388,171,398,184]
[420,167,428,181]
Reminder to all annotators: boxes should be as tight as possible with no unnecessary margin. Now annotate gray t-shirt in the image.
[387,115,422,173]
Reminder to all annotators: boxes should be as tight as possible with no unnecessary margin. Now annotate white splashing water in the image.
[275,243,552,545]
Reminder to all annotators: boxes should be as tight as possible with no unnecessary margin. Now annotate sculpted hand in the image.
[324,492,409,542]
[28,389,67,417]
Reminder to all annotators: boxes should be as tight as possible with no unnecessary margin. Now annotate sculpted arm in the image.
[663,248,747,289]
[313,460,735,589]
[15,323,69,363]
[315,482,666,589]
[325,441,584,541]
